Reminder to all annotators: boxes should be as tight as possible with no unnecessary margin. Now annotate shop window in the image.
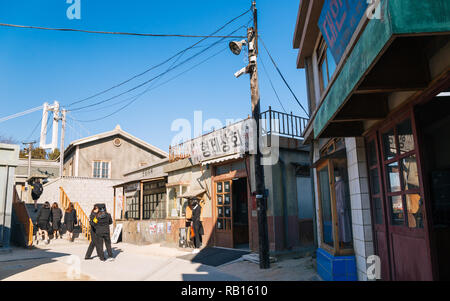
[316,140,353,255]
[143,193,166,220]
[168,185,188,218]
[126,195,140,220]
[380,118,423,229]
[216,180,232,231]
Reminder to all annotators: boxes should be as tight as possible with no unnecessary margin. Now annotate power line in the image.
[259,54,288,114]
[66,8,251,108]
[69,25,245,113]
[71,46,229,123]
[0,23,247,39]
[259,37,310,118]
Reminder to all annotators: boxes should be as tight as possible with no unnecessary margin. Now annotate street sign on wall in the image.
[318,0,369,64]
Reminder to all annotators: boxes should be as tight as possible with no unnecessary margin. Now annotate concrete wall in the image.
[0,143,19,250]
[40,177,122,220]
[64,135,166,179]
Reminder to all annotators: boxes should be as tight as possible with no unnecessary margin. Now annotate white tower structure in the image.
[40,101,60,151]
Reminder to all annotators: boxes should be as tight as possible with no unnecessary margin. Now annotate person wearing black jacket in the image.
[188,198,204,254]
[31,179,44,212]
[50,202,63,239]
[36,201,51,244]
[85,205,99,260]
[92,204,113,262]
[64,203,77,242]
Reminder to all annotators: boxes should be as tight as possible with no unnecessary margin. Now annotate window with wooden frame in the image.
[143,181,166,220]
[316,36,337,95]
[216,180,232,232]
[316,140,353,255]
[380,118,423,229]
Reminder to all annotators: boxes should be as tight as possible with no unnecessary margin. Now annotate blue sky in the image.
[0,0,307,152]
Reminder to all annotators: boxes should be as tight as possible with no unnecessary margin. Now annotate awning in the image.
[179,189,206,199]
[201,153,244,166]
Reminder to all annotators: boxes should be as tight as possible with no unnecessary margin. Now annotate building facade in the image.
[114,111,315,254]
[293,0,450,280]
[63,125,168,179]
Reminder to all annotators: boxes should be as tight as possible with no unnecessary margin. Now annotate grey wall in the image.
[65,135,167,179]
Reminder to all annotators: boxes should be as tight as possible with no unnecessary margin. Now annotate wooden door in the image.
[214,180,233,248]
[370,111,433,280]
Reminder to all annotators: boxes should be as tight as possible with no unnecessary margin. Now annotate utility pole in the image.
[22,141,36,203]
[248,1,270,269]
[56,109,66,178]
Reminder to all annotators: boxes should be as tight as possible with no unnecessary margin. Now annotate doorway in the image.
[232,178,249,249]
[416,95,450,280]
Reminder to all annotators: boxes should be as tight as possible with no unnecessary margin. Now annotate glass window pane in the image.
[406,194,423,229]
[217,195,223,205]
[318,166,334,247]
[224,194,231,205]
[370,168,381,195]
[382,129,397,161]
[386,162,401,192]
[373,197,383,225]
[402,155,420,190]
[225,206,231,218]
[367,140,378,167]
[217,219,223,230]
[218,207,223,217]
[217,182,223,193]
[397,119,415,154]
[223,219,228,231]
[321,59,329,89]
[224,181,231,193]
[390,195,404,225]
[326,47,337,79]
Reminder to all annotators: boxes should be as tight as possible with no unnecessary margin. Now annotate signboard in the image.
[181,119,256,165]
[318,0,368,64]
[112,224,123,244]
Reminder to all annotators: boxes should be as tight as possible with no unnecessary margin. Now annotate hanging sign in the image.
[318,0,368,64]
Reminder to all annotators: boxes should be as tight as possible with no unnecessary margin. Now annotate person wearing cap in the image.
[188,198,204,254]
[92,204,114,262]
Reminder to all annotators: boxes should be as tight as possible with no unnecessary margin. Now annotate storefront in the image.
[293,0,450,280]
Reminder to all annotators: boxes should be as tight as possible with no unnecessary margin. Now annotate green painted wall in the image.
[313,0,450,138]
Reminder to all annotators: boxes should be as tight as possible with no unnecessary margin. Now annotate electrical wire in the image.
[65,8,251,108]
[0,105,43,123]
[0,23,247,39]
[259,54,288,114]
[70,46,230,123]
[69,25,245,113]
[259,37,310,118]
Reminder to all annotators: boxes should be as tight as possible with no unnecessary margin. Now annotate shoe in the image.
[85,257,93,260]
[107,257,115,262]
[99,258,106,262]
[192,249,200,254]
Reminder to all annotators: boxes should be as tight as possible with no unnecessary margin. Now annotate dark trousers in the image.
[193,222,202,248]
[85,230,96,259]
[95,233,113,260]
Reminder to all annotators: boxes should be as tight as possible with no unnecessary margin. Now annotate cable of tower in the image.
[65,8,251,108]
[259,54,288,114]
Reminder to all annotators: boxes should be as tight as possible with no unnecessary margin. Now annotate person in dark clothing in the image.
[85,205,99,260]
[188,198,203,253]
[31,179,44,212]
[92,204,113,262]
[50,202,63,239]
[36,201,51,244]
[64,203,77,242]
